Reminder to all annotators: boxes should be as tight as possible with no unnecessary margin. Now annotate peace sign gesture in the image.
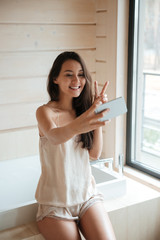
[94,81,109,104]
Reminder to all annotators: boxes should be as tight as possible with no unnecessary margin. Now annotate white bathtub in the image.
[0,156,126,231]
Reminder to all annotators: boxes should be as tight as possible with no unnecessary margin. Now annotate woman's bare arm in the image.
[36,98,108,145]
[89,127,103,160]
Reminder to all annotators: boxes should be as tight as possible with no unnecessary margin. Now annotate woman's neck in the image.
[55,95,73,112]
[58,101,73,111]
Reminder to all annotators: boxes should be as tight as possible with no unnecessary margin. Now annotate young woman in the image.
[35,51,116,240]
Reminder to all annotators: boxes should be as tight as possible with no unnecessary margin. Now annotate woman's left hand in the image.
[94,81,109,104]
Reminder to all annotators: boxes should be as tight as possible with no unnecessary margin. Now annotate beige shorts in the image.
[36,193,104,222]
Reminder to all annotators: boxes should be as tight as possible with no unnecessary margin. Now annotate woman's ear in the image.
[53,78,58,84]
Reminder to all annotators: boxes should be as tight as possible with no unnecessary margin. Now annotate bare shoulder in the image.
[36,105,48,120]
[36,103,58,136]
[36,103,58,123]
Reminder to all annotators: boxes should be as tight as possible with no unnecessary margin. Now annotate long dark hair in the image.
[47,51,94,150]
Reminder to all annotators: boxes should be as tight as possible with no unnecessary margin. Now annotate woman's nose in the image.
[72,75,80,83]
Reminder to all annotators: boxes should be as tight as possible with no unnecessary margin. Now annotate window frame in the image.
[126,0,160,179]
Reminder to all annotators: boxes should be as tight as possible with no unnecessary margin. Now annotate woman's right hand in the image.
[70,96,110,135]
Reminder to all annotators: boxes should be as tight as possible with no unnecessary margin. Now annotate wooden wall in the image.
[0,0,124,163]
[0,0,96,161]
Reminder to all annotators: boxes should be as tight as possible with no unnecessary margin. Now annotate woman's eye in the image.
[78,74,84,78]
[65,73,84,78]
[66,74,73,77]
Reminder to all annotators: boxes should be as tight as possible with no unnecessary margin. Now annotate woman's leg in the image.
[79,202,116,240]
[37,217,81,240]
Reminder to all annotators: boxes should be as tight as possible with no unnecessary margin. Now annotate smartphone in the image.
[95,97,127,121]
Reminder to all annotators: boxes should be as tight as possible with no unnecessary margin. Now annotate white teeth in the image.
[70,86,80,89]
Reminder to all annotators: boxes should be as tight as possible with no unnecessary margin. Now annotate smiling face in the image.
[54,60,86,99]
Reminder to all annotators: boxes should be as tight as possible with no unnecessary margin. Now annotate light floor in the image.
[0,222,44,240]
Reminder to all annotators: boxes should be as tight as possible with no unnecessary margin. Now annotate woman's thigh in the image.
[79,202,116,240]
[37,217,81,240]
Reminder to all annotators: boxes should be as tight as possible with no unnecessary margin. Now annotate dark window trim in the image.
[126,0,160,179]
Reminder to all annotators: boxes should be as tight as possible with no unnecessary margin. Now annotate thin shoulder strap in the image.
[56,111,59,127]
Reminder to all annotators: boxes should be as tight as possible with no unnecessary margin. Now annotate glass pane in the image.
[135,0,160,172]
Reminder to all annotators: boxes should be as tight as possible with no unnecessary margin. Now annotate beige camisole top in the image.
[35,133,97,207]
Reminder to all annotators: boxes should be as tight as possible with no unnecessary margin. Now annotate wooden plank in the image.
[0,74,96,105]
[0,76,95,131]
[96,37,107,61]
[96,61,116,100]
[0,50,96,78]
[96,0,117,99]
[96,0,107,10]
[0,127,39,161]
[96,62,108,84]
[0,77,49,104]
[0,76,97,131]
[0,25,96,52]
[0,0,96,23]
[0,102,42,130]
[96,12,107,36]
[91,72,96,83]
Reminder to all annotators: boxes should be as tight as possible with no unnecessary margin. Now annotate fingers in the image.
[94,81,99,99]
[90,95,108,113]
[89,108,110,128]
[79,98,110,133]
[100,81,109,96]
[90,96,102,112]
[94,81,109,100]
[89,101,110,121]
[102,93,108,103]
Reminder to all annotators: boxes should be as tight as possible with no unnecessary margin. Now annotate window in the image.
[127,0,160,179]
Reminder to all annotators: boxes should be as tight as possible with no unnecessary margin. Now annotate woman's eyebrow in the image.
[64,70,73,73]
[64,69,83,73]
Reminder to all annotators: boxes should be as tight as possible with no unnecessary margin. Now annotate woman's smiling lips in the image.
[69,86,81,90]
